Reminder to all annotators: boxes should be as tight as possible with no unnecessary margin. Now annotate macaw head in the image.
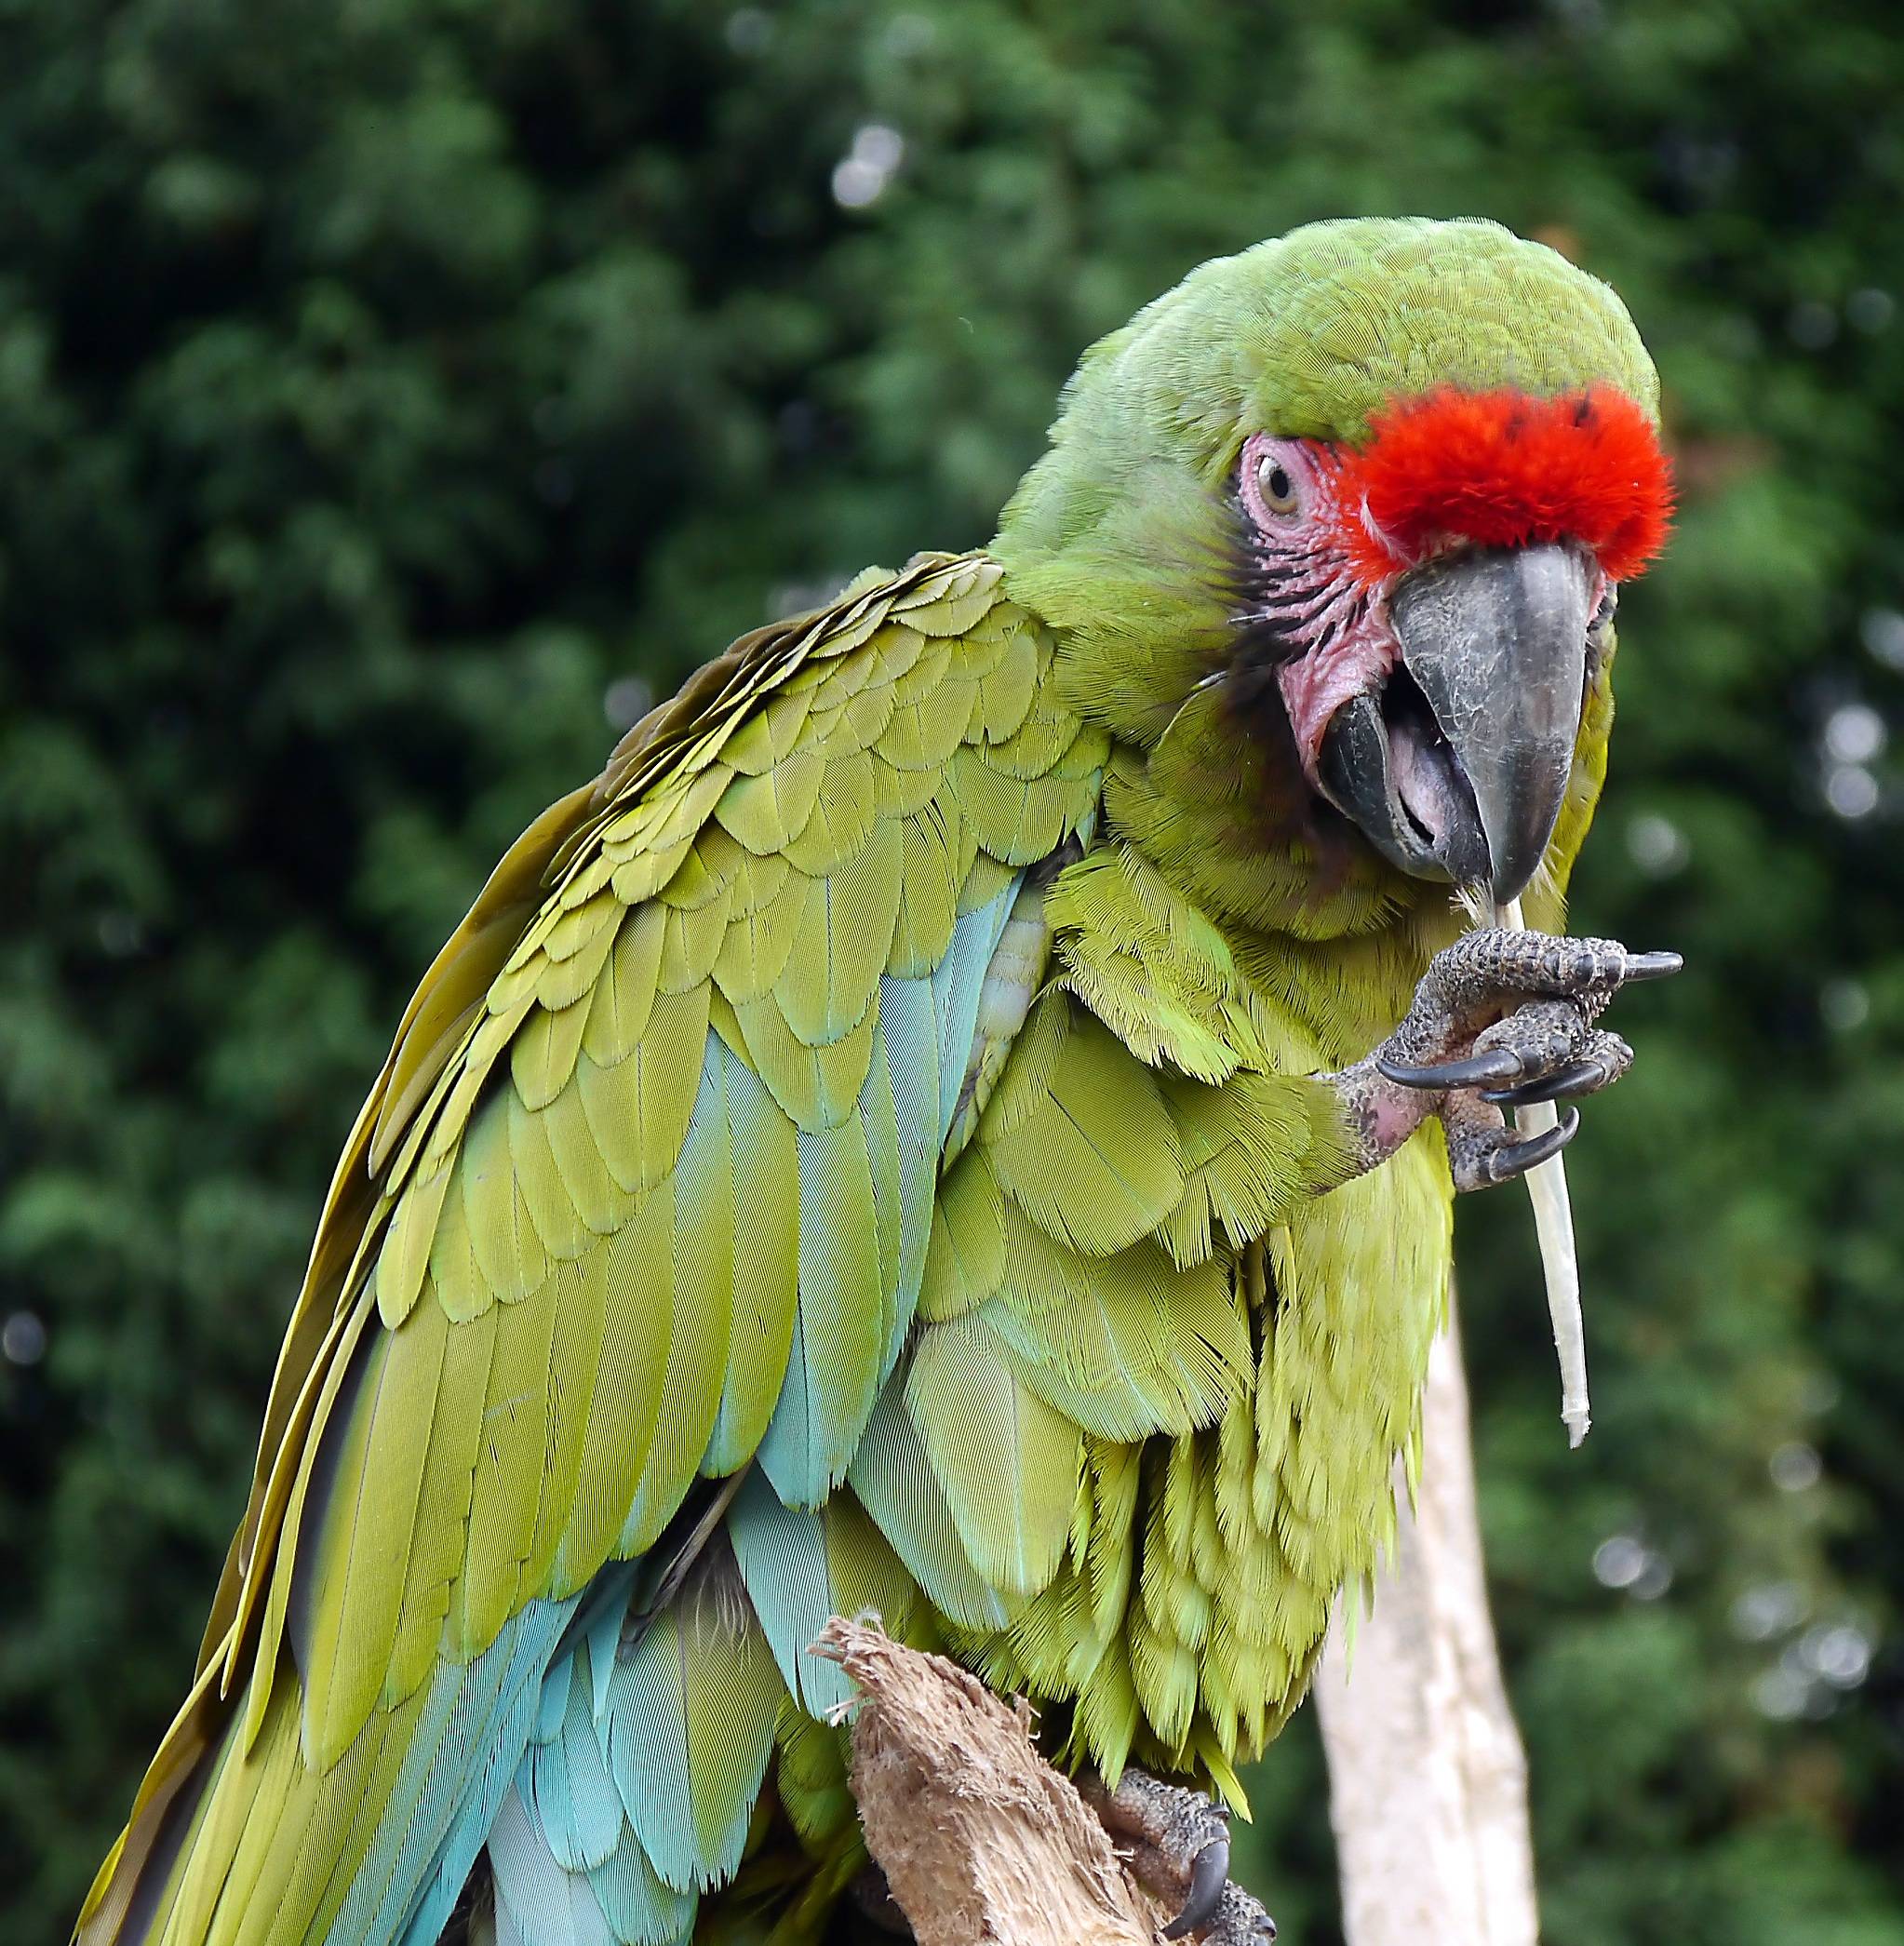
[995,217,1673,915]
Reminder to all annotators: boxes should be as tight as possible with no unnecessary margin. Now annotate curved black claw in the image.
[1623,950,1684,982]
[1482,1058,1606,1107]
[1163,1836,1231,1941]
[1377,1047,1524,1091]
[1483,1106,1580,1183]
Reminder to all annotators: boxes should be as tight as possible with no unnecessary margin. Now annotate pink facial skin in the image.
[1238,431,1403,784]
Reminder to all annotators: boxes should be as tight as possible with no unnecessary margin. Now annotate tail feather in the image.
[79,1446,932,1946]
[364,1603,576,1946]
[75,1600,576,1946]
[78,1655,229,1946]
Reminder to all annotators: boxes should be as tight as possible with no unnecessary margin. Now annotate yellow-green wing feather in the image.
[79,553,1106,1946]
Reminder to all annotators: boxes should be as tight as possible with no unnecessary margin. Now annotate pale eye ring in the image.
[1256,453,1301,517]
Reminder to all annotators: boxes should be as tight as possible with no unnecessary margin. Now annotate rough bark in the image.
[811,1619,1168,1946]
[1312,1309,1539,1945]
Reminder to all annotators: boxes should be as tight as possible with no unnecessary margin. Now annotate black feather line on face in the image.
[1227,491,1305,664]
[1220,487,1315,659]
[1225,482,1365,660]
[1204,489,1365,885]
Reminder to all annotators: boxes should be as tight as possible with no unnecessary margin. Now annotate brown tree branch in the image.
[811,1619,1169,1946]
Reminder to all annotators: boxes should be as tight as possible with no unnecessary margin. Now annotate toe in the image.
[1203,1883,1278,1945]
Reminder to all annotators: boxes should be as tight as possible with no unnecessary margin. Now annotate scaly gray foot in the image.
[1080,1770,1276,1943]
[1334,928,1680,1190]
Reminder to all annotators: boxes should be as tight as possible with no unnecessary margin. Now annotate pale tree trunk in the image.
[1313,1300,1540,1944]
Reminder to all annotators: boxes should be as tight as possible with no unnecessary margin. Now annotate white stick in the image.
[1498,895,1590,1446]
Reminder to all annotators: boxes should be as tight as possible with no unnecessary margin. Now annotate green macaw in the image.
[79,216,1678,1946]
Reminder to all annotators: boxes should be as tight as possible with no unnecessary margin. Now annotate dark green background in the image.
[5,1,1902,1939]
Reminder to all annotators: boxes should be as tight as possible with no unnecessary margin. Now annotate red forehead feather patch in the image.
[1335,385,1673,585]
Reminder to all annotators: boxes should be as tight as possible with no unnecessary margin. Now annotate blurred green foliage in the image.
[4,0,1903,1939]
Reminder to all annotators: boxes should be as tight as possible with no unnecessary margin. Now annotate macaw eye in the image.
[1256,454,1301,517]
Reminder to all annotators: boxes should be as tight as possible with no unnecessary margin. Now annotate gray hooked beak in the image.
[1318,542,1595,903]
